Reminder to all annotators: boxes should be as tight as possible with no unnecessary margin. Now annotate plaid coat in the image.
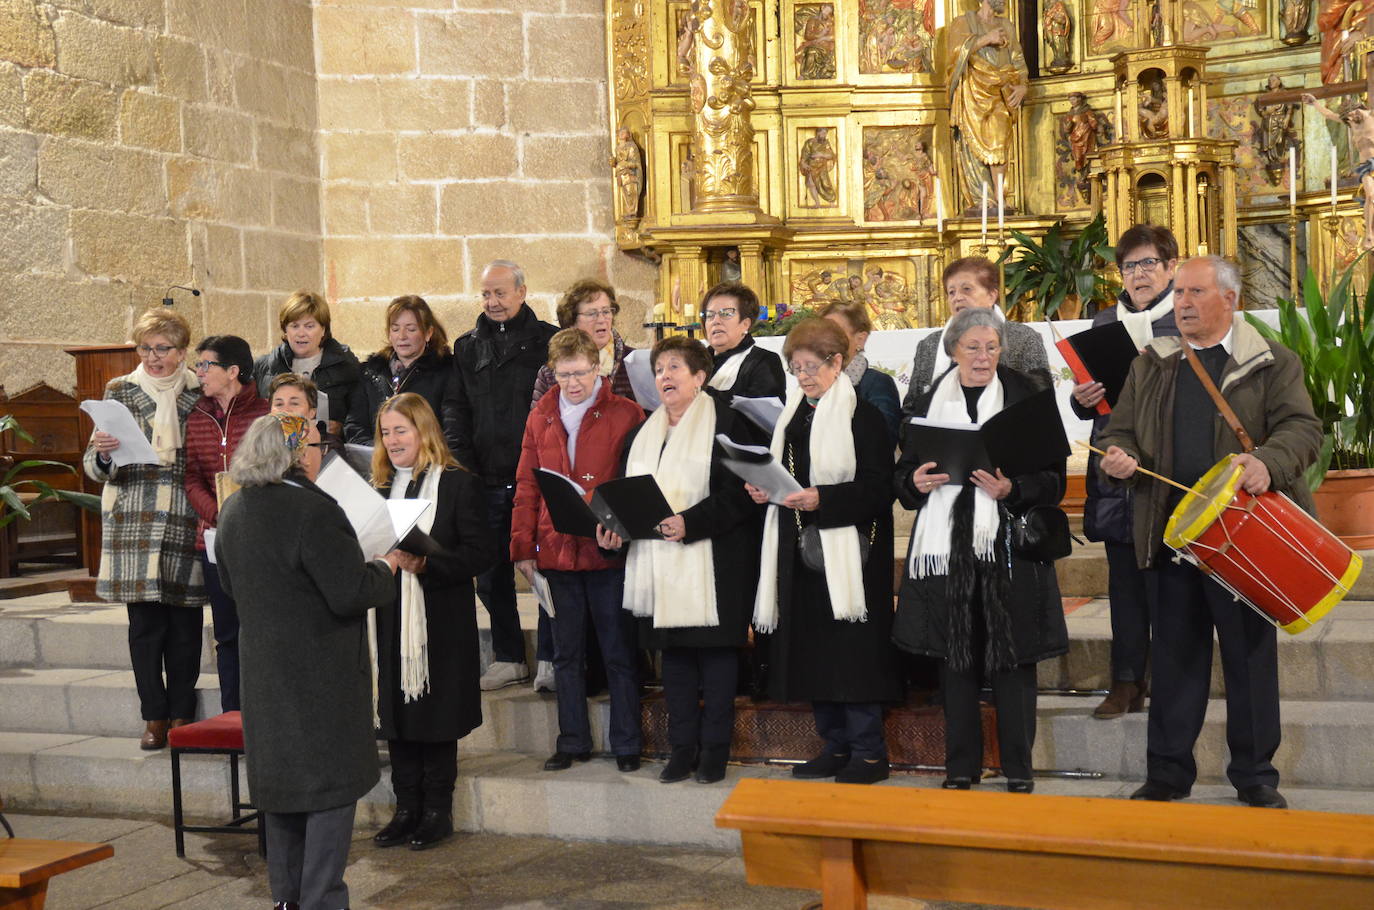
[82,374,206,608]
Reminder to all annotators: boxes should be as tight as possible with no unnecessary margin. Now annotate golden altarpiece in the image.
[605,0,1374,323]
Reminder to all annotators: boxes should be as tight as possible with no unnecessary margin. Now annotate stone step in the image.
[0,668,224,738]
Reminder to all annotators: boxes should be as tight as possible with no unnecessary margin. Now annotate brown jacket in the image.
[1095,317,1321,570]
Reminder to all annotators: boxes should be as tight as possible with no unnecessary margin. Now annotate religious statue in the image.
[1043,0,1073,75]
[721,247,743,282]
[1280,0,1313,43]
[1062,92,1112,203]
[1091,0,1134,53]
[909,140,937,221]
[680,149,697,211]
[1139,79,1169,140]
[1319,1,1372,84]
[611,128,644,222]
[862,265,913,330]
[1254,77,1299,187]
[945,0,1027,213]
[799,127,839,206]
[794,5,836,80]
[676,0,703,74]
[1305,93,1374,248]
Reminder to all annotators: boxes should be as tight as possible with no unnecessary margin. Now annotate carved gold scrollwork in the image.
[611,0,649,102]
[686,0,760,211]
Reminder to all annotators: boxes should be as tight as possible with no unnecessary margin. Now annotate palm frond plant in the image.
[0,415,101,529]
[997,212,1120,320]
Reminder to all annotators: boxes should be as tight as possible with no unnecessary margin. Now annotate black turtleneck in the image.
[1172,344,1229,491]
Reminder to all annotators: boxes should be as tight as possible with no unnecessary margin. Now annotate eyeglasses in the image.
[788,355,836,377]
[1121,257,1164,273]
[957,343,1001,359]
[194,360,227,372]
[136,344,177,358]
[702,307,738,322]
[554,368,596,383]
[577,307,616,320]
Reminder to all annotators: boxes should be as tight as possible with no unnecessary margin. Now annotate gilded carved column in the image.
[681,0,760,214]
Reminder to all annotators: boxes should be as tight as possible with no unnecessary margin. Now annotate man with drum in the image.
[1098,255,1321,809]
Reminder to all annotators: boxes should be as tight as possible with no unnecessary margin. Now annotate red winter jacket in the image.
[184,383,271,550]
[511,379,644,571]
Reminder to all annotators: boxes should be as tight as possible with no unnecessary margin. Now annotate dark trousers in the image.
[387,739,458,814]
[813,701,885,761]
[1146,554,1281,791]
[126,601,203,721]
[536,606,554,663]
[661,646,738,748]
[264,802,356,910]
[1106,541,1153,683]
[476,485,525,664]
[200,554,239,713]
[545,568,640,755]
[940,662,1038,780]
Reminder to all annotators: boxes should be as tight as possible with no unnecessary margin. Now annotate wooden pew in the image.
[0,798,113,910]
[715,779,1374,910]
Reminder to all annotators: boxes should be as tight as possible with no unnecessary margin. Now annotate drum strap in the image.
[1180,344,1256,453]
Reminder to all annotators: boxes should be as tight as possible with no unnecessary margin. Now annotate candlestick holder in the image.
[1321,212,1343,295]
[642,321,679,343]
[1287,205,1301,303]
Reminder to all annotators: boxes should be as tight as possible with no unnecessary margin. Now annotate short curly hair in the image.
[782,317,850,368]
[547,328,600,369]
[555,279,619,329]
[132,308,191,350]
[650,335,712,376]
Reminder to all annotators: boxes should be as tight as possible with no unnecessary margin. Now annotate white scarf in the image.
[708,346,748,391]
[753,374,866,634]
[559,377,602,466]
[622,390,718,627]
[931,306,1005,388]
[369,464,440,724]
[908,369,1003,579]
[1116,290,1175,350]
[128,363,197,466]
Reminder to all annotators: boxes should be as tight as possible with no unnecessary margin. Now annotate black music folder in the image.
[1061,320,1139,407]
[903,388,1071,482]
[535,469,675,540]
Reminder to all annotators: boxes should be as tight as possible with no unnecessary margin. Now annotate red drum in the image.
[1164,455,1363,635]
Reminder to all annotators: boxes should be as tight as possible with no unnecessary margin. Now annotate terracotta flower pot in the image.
[1313,468,1374,550]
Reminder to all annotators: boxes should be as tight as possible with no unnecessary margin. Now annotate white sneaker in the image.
[533,660,556,692]
[480,661,529,691]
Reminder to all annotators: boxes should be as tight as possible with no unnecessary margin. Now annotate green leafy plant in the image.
[1246,260,1374,492]
[997,212,1120,319]
[0,415,101,529]
[751,306,817,337]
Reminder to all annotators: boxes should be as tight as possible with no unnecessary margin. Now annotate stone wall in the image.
[0,0,321,395]
[313,0,656,353]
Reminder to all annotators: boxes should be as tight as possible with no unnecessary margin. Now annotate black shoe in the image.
[835,756,889,785]
[372,808,420,848]
[1006,778,1035,794]
[408,809,453,850]
[616,754,641,773]
[791,751,850,780]
[543,750,591,771]
[1237,784,1287,809]
[941,777,973,790]
[659,745,698,783]
[695,744,729,784]
[1130,780,1189,802]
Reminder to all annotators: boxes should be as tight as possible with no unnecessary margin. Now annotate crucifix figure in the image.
[1305,92,1374,248]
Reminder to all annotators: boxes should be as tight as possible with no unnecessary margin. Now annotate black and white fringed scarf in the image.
[943,485,1017,674]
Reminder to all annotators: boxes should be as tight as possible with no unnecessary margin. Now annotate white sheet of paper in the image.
[315,457,433,559]
[204,528,218,565]
[79,399,162,467]
[315,389,330,425]
[622,348,661,410]
[729,396,785,434]
[531,569,555,618]
[715,434,802,504]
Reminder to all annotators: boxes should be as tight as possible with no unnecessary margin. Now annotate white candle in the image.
[934,0,944,30]
[1188,90,1195,137]
[996,173,1005,232]
[1289,146,1297,207]
[981,180,988,243]
[1115,89,1124,141]
[935,176,944,232]
[1332,146,1339,211]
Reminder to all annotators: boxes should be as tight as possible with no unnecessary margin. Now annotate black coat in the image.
[346,349,454,445]
[710,338,786,401]
[893,366,1069,666]
[214,477,395,814]
[442,306,558,485]
[374,466,494,742]
[622,396,764,650]
[254,336,363,425]
[765,398,901,704]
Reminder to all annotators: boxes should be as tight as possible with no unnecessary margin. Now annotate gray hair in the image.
[229,415,296,488]
[942,306,1005,356]
[483,259,526,290]
[1183,255,1242,301]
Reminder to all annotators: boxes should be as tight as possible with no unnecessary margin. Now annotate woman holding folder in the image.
[894,306,1068,792]
[510,328,645,773]
[369,393,495,850]
[601,335,762,785]
[746,318,900,785]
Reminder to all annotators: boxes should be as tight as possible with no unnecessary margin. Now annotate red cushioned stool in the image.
[168,711,264,857]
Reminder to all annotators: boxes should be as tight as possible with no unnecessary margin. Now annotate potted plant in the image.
[0,415,101,529]
[997,212,1119,320]
[1245,262,1374,547]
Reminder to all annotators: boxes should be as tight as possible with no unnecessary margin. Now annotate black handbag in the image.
[1010,505,1074,563]
[798,522,873,573]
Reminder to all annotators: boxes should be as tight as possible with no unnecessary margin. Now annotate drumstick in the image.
[1074,441,1195,494]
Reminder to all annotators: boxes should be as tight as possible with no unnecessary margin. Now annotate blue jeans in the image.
[544,568,641,756]
[201,553,239,712]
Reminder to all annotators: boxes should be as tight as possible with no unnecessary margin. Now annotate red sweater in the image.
[184,383,271,550]
[510,380,643,571]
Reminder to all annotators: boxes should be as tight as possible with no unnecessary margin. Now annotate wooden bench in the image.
[715,779,1374,910]
[0,836,112,910]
